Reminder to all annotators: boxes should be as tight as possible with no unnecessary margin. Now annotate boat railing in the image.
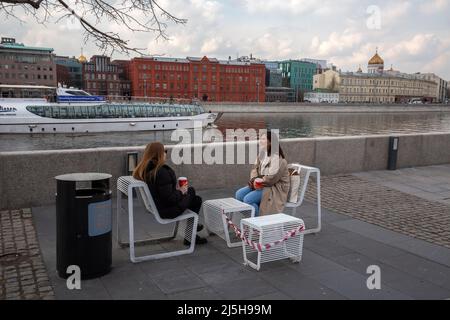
[105,95,200,105]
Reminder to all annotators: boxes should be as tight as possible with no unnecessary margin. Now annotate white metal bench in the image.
[285,164,321,234]
[116,176,198,263]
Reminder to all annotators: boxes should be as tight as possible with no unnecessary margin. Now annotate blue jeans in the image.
[235,186,263,216]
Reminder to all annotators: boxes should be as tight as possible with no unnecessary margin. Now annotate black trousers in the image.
[188,194,202,214]
[158,187,202,219]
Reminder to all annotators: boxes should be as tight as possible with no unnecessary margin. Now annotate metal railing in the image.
[104,95,200,105]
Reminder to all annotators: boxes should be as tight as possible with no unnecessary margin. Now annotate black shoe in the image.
[197,224,204,232]
[184,235,208,246]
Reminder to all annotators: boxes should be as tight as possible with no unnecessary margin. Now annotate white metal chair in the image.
[285,164,321,234]
[116,176,198,263]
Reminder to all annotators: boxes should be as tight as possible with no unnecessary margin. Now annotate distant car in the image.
[409,99,423,104]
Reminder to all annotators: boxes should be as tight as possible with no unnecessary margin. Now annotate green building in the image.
[279,60,316,100]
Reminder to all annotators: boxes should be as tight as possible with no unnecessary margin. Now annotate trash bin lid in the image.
[55,173,112,182]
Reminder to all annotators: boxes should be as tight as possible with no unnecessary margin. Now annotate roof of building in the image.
[280,59,317,66]
[78,55,87,63]
[368,52,384,65]
[266,86,295,91]
[340,71,437,83]
[0,42,54,52]
[131,55,264,66]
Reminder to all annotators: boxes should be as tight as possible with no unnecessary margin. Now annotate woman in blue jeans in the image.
[235,185,263,216]
[235,131,290,216]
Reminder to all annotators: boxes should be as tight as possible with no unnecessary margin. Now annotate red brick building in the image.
[82,55,131,97]
[128,56,265,102]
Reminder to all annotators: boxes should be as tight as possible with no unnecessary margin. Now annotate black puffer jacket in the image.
[145,161,194,219]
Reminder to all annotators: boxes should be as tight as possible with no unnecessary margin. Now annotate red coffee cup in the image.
[254,178,264,189]
[178,177,188,188]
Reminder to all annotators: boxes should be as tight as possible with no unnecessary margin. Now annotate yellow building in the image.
[314,51,438,103]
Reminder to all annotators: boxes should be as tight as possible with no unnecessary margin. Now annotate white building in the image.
[304,91,339,103]
[414,73,448,103]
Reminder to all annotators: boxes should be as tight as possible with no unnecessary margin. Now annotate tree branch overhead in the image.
[0,0,187,55]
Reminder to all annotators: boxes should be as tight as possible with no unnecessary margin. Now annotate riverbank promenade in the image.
[1,165,450,300]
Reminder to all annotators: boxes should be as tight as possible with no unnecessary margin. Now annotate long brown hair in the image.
[264,131,285,159]
[133,142,166,182]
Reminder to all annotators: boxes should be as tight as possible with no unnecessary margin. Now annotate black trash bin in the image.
[55,173,113,280]
[388,137,399,171]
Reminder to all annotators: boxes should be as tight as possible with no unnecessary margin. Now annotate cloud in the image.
[385,33,443,59]
[244,0,317,14]
[382,1,412,26]
[200,37,224,54]
[0,0,449,79]
[310,29,363,57]
[420,0,449,14]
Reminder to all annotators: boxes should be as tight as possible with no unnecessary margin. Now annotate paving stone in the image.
[309,268,413,300]
[168,287,222,300]
[306,174,450,249]
[260,268,347,300]
[150,269,207,295]
[0,208,54,300]
[209,277,277,300]
[29,179,450,300]
[331,253,450,300]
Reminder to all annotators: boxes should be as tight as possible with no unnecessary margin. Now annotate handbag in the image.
[287,166,301,203]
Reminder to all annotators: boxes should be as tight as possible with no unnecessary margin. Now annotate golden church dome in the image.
[368,52,384,65]
[78,55,87,63]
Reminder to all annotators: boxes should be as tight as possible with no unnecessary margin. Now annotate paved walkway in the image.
[354,165,450,206]
[31,185,450,300]
[2,165,450,300]
[304,170,450,249]
[0,209,54,300]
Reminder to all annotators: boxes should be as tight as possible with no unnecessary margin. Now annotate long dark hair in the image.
[264,131,285,159]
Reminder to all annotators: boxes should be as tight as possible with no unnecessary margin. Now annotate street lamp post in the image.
[144,79,147,99]
[256,81,260,103]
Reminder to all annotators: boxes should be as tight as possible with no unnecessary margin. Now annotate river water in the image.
[1,112,450,152]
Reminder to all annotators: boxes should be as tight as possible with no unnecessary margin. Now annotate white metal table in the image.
[203,198,255,248]
[240,214,305,271]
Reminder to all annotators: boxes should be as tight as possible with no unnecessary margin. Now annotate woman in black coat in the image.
[133,142,207,245]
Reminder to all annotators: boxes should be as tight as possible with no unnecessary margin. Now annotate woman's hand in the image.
[248,178,256,190]
[253,178,265,190]
[179,185,189,195]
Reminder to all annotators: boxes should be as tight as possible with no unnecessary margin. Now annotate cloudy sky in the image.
[1,0,450,79]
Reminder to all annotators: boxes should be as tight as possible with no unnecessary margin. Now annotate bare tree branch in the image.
[0,0,44,9]
[0,0,187,55]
